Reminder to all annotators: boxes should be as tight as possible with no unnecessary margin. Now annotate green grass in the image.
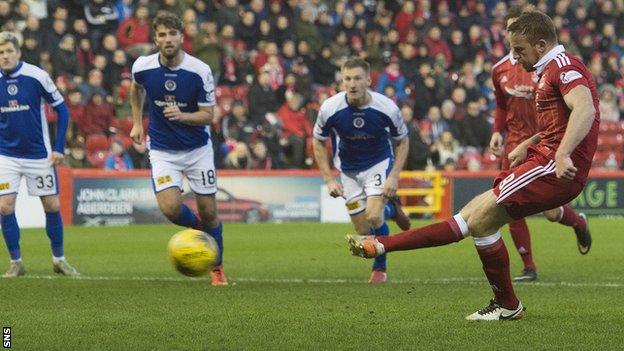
[1,219,624,350]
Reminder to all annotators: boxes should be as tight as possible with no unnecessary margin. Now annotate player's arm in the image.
[163,105,214,126]
[312,138,343,198]
[508,133,540,168]
[130,81,146,144]
[383,136,408,198]
[556,85,596,180]
[490,72,507,156]
[50,102,70,165]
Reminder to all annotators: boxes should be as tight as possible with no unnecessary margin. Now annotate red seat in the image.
[86,134,110,153]
[119,117,134,135]
[216,86,234,99]
[233,85,250,101]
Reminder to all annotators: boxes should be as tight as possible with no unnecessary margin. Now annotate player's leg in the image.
[543,205,591,254]
[508,219,538,282]
[150,149,202,229]
[365,195,388,283]
[39,195,79,276]
[185,145,227,286]
[0,193,24,277]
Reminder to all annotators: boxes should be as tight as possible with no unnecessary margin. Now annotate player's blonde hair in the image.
[507,10,557,45]
[0,31,20,50]
[341,57,370,74]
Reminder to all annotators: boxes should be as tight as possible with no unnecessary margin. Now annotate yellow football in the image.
[167,229,219,277]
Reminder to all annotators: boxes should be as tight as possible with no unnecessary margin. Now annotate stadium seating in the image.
[86,134,110,153]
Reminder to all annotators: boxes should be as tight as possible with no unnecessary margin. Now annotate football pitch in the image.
[2,219,623,350]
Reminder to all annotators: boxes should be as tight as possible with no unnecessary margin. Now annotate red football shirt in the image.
[533,46,600,183]
[492,54,539,150]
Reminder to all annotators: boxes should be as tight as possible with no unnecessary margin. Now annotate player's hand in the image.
[50,151,64,166]
[508,143,528,168]
[327,179,344,198]
[383,175,398,198]
[129,123,144,144]
[164,105,185,122]
[555,153,577,180]
[489,132,504,157]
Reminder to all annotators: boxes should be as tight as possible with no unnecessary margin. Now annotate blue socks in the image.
[371,222,389,271]
[45,211,64,258]
[1,213,21,260]
[172,204,200,228]
[173,204,224,265]
[204,222,224,266]
[384,202,397,219]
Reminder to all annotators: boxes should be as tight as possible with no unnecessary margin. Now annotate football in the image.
[167,229,219,277]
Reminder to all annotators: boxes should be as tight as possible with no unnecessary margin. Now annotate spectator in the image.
[431,131,461,169]
[66,140,92,168]
[84,0,119,52]
[277,93,312,168]
[222,100,256,144]
[224,141,252,169]
[217,0,240,28]
[78,92,115,136]
[78,69,108,102]
[250,141,273,169]
[104,138,133,171]
[311,46,337,86]
[599,84,621,122]
[247,71,279,125]
[66,89,86,140]
[376,56,408,103]
[194,20,223,82]
[460,101,491,152]
[128,140,150,169]
[403,105,431,170]
[116,4,153,59]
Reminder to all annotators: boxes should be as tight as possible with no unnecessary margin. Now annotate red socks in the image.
[474,233,519,309]
[558,205,586,231]
[377,215,467,252]
[508,218,536,270]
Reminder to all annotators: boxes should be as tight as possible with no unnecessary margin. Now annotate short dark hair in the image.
[507,10,557,45]
[152,11,183,33]
[341,57,370,74]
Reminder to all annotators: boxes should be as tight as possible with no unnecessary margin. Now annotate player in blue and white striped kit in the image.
[129,12,227,285]
[313,58,410,283]
[0,32,78,277]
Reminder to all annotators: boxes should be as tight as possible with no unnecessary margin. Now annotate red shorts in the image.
[493,151,584,220]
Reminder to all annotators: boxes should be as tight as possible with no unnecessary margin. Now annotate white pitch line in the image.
[14,275,624,288]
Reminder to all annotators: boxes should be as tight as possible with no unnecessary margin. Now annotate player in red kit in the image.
[489,7,592,282]
[347,11,600,321]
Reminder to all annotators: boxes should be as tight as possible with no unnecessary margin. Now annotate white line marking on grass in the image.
[16,275,624,288]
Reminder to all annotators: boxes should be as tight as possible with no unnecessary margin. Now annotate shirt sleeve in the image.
[389,105,408,140]
[197,65,216,107]
[131,57,144,85]
[313,104,331,140]
[492,69,507,133]
[555,61,591,96]
[38,72,64,107]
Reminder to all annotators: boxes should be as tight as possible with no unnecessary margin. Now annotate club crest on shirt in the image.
[7,84,17,95]
[164,79,177,91]
[353,117,365,128]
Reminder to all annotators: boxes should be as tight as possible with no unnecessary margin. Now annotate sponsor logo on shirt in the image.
[0,182,10,191]
[560,70,582,84]
[0,100,30,113]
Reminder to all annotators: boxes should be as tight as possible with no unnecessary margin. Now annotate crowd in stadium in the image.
[4,0,623,171]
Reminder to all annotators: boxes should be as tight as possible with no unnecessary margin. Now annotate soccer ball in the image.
[167,229,219,277]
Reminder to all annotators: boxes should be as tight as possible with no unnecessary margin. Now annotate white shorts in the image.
[341,158,392,215]
[0,155,58,197]
[149,144,217,195]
